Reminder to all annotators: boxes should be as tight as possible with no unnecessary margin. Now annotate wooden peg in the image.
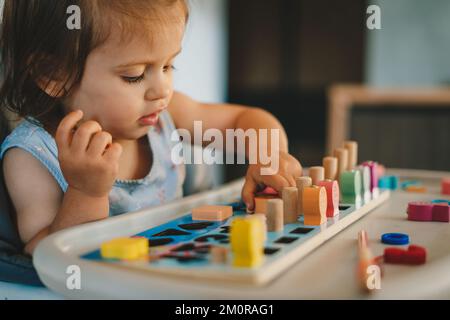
[282,187,298,224]
[254,187,279,214]
[295,176,312,216]
[309,166,325,185]
[344,141,358,170]
[266,198,284,232]
[334,148,349,178]
[323,156,338,180]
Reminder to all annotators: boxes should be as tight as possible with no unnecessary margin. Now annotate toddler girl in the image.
[0,0,302,254]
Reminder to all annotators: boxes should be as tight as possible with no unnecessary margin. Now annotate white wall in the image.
[172,0,229,189]
[174,0,228,102]
[366,0,450,86]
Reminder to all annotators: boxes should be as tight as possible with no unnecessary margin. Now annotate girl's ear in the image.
[36,76,67,98]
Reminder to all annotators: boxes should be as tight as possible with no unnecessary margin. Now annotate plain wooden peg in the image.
[323,156,338,180]
[344,141,358,170]
[309,166,325,186]
[295,176,312,216]
[334,148,349,178]
[266,198,284,232]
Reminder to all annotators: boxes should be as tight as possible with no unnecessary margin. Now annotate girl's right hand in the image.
[55,110,123,198]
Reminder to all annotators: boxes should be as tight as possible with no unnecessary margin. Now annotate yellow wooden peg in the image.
[230,217,264,268]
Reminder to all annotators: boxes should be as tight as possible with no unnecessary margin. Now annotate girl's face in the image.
[63,19,185,141]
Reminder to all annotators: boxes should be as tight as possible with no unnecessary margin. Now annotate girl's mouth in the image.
[138,111,160,126]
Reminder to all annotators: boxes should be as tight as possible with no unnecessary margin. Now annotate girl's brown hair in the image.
[0,0,188,131]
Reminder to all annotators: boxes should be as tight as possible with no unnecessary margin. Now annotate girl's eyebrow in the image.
[115,48,182,69]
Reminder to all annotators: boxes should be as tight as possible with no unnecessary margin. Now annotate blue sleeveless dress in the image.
[0,110,185,216]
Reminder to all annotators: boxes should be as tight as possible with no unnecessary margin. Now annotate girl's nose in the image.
[145,74,171,101]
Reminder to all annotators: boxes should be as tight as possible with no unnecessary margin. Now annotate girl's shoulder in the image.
[0,118,67,191]
[0,118,56,160]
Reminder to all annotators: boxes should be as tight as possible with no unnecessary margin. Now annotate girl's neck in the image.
[116,135,152,181]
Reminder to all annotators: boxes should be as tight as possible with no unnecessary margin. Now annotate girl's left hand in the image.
[241,151,303,211]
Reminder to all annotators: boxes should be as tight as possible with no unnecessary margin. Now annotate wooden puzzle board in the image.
[32,171,450,299]
[80,192,389,285]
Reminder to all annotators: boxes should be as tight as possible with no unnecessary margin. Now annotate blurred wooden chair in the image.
[326,84,450,170]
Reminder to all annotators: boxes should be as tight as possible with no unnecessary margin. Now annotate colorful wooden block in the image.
[407,201,449,222]
[340,170,362,207]
[282,187,298,224]
[343,140,358,170]
[303,186,327,226]
[231,217,265,267]
[442,178,450,195]
[259,186,278,195]
[401,180,421,189]
[362,161,379,198]
[254,187,279,214]
[323,156,338,181]
[407,202,433,221]
[432,199,450,205]
[358,165,371,203]
[378,175,399,190]
[192,205,233,221]
[318,180,340,217]
[384,245,426,265]
[100,237,149,260]
[377,164,386,177]
[432,203,450,222]
[295,176,312,216]
[266,198,284,232]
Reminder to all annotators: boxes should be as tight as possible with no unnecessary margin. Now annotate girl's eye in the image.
[164,64,176,72]
[122,73,145,84]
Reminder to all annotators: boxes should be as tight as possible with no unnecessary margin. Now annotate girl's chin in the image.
[111,125,151,141]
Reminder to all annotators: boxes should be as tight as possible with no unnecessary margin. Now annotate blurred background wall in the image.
[366,0,450,86]
[1,0,448,186]
[223,0,450,180]
[173,0,228,190]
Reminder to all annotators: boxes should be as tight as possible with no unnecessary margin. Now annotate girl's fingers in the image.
[71,120,102,153]
[241,178,257,211]
[103,142,123,162]
[292,162,303,178]
[55,110,83,151]
[284,173,297,187]
[259,173,290,194]
[87,131,113,157]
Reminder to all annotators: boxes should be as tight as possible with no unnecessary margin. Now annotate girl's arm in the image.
[3,148,110,255]
[168,91,302,210]
[169,91,288,152]
[3,110,122,255]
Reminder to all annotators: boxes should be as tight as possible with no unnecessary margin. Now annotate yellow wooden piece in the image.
[100,237,149,260]
[231,217,264,268]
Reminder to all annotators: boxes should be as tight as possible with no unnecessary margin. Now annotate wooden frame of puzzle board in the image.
[34,176,390,298]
